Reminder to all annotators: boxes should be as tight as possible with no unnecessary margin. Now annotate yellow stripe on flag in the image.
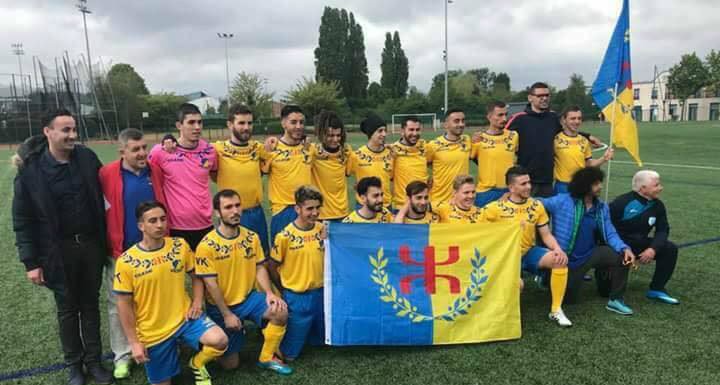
[602,88,643,166]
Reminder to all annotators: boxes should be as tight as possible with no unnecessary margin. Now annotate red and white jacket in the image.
[98,160,168,258]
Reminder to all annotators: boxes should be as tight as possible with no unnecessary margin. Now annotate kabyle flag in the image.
[324,222,522,345]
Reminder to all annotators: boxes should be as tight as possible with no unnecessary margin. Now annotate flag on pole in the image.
[591,0,642,166]
[324,222,522,346]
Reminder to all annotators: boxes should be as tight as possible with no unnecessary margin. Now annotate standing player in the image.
[268,186,326,361]
[311,111,352,221]
[471,101,519,208]
[348,114,394,209]
[553,106,613,194]
[393,181,440,224]
[479,166,572,327]
[196,190,292,375]
[149,103,217,250]
[435,175,483,224]
[213,104,270,254]
[426,108,472,205]
[390,116,429,210]
[264,105,314,246]
[343,177,394,223]
[114,201,228,385]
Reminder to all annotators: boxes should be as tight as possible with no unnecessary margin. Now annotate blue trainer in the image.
[606,299,634,315]
[257,357,293,375]
[646,290,680,305]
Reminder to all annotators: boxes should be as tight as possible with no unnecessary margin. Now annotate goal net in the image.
[390,113,438,134]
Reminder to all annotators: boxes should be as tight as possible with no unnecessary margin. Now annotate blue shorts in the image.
[474,188,508,208]
[241,205,270,256]
[206,291,269,355]
[270,205,298,247]
[145,315,216,384]
[553,181,569,195]
[280,288,324,359]
[522,246,550,275]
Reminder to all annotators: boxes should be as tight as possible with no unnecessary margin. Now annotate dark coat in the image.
[12,135,106,288]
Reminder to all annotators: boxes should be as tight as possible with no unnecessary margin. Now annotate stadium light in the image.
[77,0,94,112]
[11,43,24,94]
[218,32,234,105]
[443,0,453,114]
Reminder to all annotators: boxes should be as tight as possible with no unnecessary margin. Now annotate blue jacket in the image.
[540,193,628,256]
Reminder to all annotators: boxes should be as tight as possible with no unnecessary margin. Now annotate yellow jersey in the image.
[553,132,592,183]
[113,237,195,347]
[390,140,429,208]
[342,208,394,223]
[471,130,518,192]
[195,227,265,306]
[348,145,394,207]
[426,135,472,205]
[270,222,325,293]
[264,140,314,214]
[213,140,268,209]
[312,143,352,220]
[435,202,482,224]
[402,211,440,224]
[479,198,550,255]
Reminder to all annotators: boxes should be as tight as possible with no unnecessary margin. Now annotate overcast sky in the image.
[1,0,717,99]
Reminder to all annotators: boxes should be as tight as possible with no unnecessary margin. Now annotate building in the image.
[183,91,221,115]
[632,74,720,122]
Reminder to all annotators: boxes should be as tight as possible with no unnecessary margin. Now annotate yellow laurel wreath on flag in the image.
[369,247,488,323]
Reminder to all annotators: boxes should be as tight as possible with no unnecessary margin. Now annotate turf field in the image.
[0,121,718,384]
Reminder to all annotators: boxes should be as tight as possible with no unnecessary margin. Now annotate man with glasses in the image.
[505,82,599,197]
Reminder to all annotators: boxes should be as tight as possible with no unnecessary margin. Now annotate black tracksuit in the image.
[610,191,678,291]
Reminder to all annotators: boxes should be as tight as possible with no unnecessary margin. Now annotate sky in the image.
[1,0,717,99]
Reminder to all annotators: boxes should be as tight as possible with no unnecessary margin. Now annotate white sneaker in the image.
[548,308,573,327]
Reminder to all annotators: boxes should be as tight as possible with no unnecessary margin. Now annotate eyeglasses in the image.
[532,93,550,98]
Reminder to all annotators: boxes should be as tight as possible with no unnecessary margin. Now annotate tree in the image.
[138,93,187,131]
[106,63,150,128]
[562,74,595,116]
[380,31,409,98]
[491,72,511,99]
[667,53,711,120]
[285,77,346,121]
[314,7,368,101]
[706,50,720,95]
[229,72,274,118]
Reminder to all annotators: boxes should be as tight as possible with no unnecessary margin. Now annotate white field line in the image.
[612,160,720,171]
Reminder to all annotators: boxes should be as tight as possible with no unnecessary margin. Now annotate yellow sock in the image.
[259,323,287,362]
[191,345,226,368]
[550,267,568,313]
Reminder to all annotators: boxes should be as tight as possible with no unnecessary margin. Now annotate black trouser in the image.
[565,246,629,304]
[531,182,554,198]
[48,236,105,367]
[170,226,214,251]
[627,239,678,292]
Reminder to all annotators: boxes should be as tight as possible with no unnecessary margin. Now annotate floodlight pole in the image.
[12,43,32,137]
[77,1,94,114]
[443,0,453,114]
[218,33,234,106]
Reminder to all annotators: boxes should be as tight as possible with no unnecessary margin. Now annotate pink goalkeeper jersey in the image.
[149,140,217,230]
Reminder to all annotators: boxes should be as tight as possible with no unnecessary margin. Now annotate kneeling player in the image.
[393,180,440,224]
[196,190,292,375]
[343,176,394,223]
[435,175,483,223]
[268,186,327,361]
[479,166,572,327]
[114,201,228,385]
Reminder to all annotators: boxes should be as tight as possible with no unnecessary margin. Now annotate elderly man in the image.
[610,170,680,304]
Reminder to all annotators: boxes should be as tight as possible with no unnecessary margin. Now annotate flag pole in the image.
[604,83,619,202]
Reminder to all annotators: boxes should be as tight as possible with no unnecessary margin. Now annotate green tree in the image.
[706,50,720,95]
[491,72,511,99]
[107,63,150,129]
[667,53,711,120]
[380,31,409,98]
[314,7,368,102]
[138,93,187,131]
[229,72,274,118]
[285,77,346,122]
[562,74,595,116]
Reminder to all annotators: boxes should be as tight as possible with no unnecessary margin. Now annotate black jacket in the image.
[12,135,106,287]
[609,191,670,251]
[506,104,563,184]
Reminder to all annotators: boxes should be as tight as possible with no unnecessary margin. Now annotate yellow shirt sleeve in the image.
[112,257,134,294]
[255,234,266,264]
[194,241,217,277]
[270,232,286,264]
[583,138,592,159]
[536,202,550,227]
[183,240,195,273]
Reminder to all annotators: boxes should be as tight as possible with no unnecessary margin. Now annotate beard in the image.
[232,129,251,143]
[410,203,427,215]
